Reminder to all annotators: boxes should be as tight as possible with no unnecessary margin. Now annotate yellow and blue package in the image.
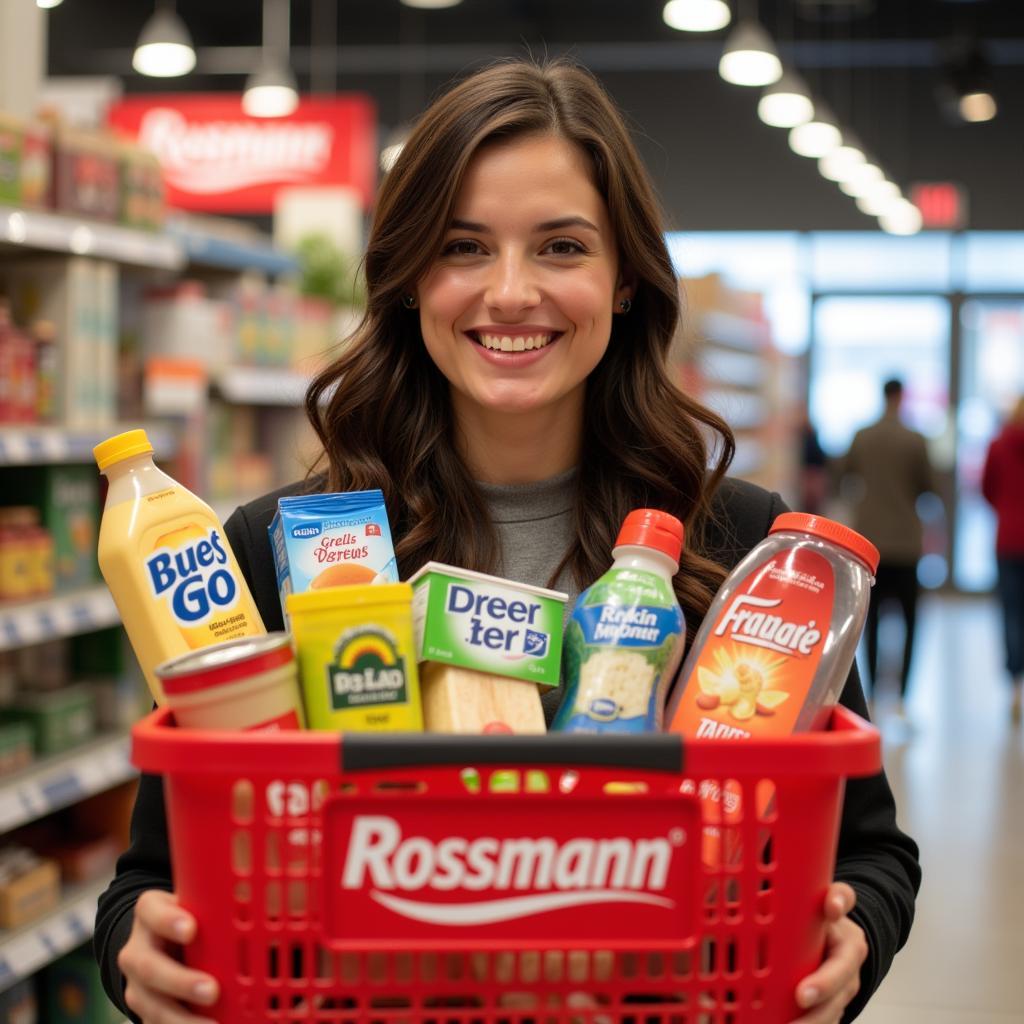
[269,490,399,621]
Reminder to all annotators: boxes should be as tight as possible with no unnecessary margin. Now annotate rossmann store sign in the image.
[108,94,376,212]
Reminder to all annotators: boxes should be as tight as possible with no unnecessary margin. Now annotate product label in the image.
[327,627,409,710]
[410,564,566,687]
[671,548,835,739]
[553,568,684,734]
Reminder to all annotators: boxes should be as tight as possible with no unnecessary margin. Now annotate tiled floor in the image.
[856,596,1024,1023]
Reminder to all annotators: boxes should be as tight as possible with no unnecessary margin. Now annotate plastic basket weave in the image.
[131,705,880,1023]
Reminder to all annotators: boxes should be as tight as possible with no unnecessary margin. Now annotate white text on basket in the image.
[713,594,822,656]
[340,815,680,925]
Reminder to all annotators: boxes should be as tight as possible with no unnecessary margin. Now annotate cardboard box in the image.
[0,854,59,929]
[1,684,96,756]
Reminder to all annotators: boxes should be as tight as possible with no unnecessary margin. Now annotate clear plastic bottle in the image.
[552,509,685,734]
[95,429,265,704]
[666,512,879,739]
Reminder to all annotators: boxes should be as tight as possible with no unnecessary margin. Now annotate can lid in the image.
[93,429,154,472]
[613,509,685,564]
[286,581,413,616]
[769,512,880,574]
[156,633,293,696]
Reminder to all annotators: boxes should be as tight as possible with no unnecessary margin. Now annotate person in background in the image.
[799,409,830,515]
[981,396,1024,725]
[840,379,936,719]
[94,60,919,1024]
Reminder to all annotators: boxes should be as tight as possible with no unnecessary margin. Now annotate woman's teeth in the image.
[477,333,555,352]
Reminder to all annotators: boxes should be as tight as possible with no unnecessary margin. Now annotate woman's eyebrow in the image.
[448,216,601,233]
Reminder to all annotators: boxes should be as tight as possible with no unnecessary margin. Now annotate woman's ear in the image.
[614,266,638,311]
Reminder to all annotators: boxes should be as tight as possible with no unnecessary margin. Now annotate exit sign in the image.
[911,182,968,229]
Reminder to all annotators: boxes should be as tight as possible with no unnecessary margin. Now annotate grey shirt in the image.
[477,467,581,723]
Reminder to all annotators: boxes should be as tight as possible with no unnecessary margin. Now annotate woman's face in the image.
[416,133,631,420]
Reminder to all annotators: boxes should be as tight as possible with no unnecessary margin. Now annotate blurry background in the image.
[0,2,1022,1022]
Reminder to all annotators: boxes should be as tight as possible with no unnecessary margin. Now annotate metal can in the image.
[156,632,305,732]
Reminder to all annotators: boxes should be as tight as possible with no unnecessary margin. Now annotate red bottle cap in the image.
[769,512,880,574]
[614,509,685,564]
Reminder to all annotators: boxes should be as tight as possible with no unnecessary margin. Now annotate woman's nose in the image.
[484,252,541,313]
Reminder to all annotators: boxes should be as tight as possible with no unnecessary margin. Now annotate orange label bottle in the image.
[95,429,265,704]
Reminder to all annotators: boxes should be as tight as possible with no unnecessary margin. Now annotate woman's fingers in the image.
[134,889,197,944]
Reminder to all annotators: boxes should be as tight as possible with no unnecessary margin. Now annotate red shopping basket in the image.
[131,706,880,1023]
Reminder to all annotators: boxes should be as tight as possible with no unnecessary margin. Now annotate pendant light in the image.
[856,181,901,217]
[757,71,813,127]
[788,105,841,158]
[879,199,923,236]
[400,0,464,7]
[244,0,298,118]
[817,134,866,181]
[719,18,782,87]
[839,162,883,197]
[132,1,196,78]
[663,0,732,32]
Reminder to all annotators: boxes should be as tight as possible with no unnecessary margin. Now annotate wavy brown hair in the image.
[306,58,735,641]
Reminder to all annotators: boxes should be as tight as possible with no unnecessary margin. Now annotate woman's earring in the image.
[619,298,632,313]
[402,294,418,309]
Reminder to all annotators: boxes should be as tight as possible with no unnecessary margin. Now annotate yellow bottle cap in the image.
[93,429,155,472]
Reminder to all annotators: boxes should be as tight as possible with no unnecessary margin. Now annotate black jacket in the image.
[94,476,920,1021]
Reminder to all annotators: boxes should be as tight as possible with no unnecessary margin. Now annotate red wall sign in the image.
[910,182,968,230]
[108,94,377,213]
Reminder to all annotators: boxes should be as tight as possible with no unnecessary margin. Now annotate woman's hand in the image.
[789,882,868,1024]
[117,890,219,1023]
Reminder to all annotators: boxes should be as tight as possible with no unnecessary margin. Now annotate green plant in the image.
[295,233,366,309]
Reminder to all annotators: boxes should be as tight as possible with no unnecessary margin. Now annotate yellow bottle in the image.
[94,429,265,704]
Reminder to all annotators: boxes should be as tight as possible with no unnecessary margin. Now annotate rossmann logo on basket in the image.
[339,815,681,926]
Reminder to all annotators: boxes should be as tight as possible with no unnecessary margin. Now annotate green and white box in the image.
[409,562,567,688]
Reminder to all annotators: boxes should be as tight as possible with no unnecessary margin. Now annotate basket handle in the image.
[339,732,684,772]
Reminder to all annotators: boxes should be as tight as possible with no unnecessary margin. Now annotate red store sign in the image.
[108,94,377,213]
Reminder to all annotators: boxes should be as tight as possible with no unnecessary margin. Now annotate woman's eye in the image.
[545,238,586,256]
[443,239,483,256]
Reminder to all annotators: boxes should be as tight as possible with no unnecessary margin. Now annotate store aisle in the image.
[858,596,1024,1023]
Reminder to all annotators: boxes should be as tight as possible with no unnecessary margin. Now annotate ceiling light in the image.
[37,0,64,8]
[856,182,902,217]
[879,199,923,236]
[719,20,783,87]
[818,137,866,181]
[399,0,464,7]
[959,91,997,122]
[663,0,731,32]
[788,107,841,158]
[243,63,299,117]
[132,3,196,78]
[757,71,813,127]
[839,163,884,197]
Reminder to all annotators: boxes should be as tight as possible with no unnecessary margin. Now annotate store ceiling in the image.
[46,0,1024,230]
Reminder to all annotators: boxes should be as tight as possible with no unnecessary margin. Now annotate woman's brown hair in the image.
[306,58,735,641]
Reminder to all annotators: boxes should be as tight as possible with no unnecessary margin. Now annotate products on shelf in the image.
[288,583,424,732]
[156,633,304,731]
[9,466,99,588]
[141,280,234,371]
[0,684,97,756]
[14,639,70,693]
[0,977,36,1022]
[117,141,165,232]
[42,943,124,1024]
[553,510,686,734]
[0,845,60,928]
[32,319,58,422]
[0,507,55,602]
[0,298,37,424]
[409,562,566,734]
[270,490,399,621]
[73,628,148,729]
[50,125,119,223]
[0,114,21,205]
[0,721,34,777]
[94,429,266,704]
[2,258,119,428]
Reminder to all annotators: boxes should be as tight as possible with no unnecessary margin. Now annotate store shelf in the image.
[0,878,110,992]
[700,311,769,353]
[0,205,183,271]
[0,586,119,653]
[167,222,299,276]
[0,732,134,835]
[0,422,177,467]
[213,365,310,407]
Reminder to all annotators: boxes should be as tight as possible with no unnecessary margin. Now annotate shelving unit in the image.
[0,422,177,467]
[0,878,110,993]
[0,732,133,834]
[213,365,310,407]
[0,586,119,652]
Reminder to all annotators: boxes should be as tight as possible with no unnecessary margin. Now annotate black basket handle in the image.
[339,732,684,773]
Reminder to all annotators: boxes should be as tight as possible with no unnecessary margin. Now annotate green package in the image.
[409,562,567,688]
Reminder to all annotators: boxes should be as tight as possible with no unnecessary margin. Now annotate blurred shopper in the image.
[799,410,830,515]
[841,379,936,716]
[981,396,1024,725]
